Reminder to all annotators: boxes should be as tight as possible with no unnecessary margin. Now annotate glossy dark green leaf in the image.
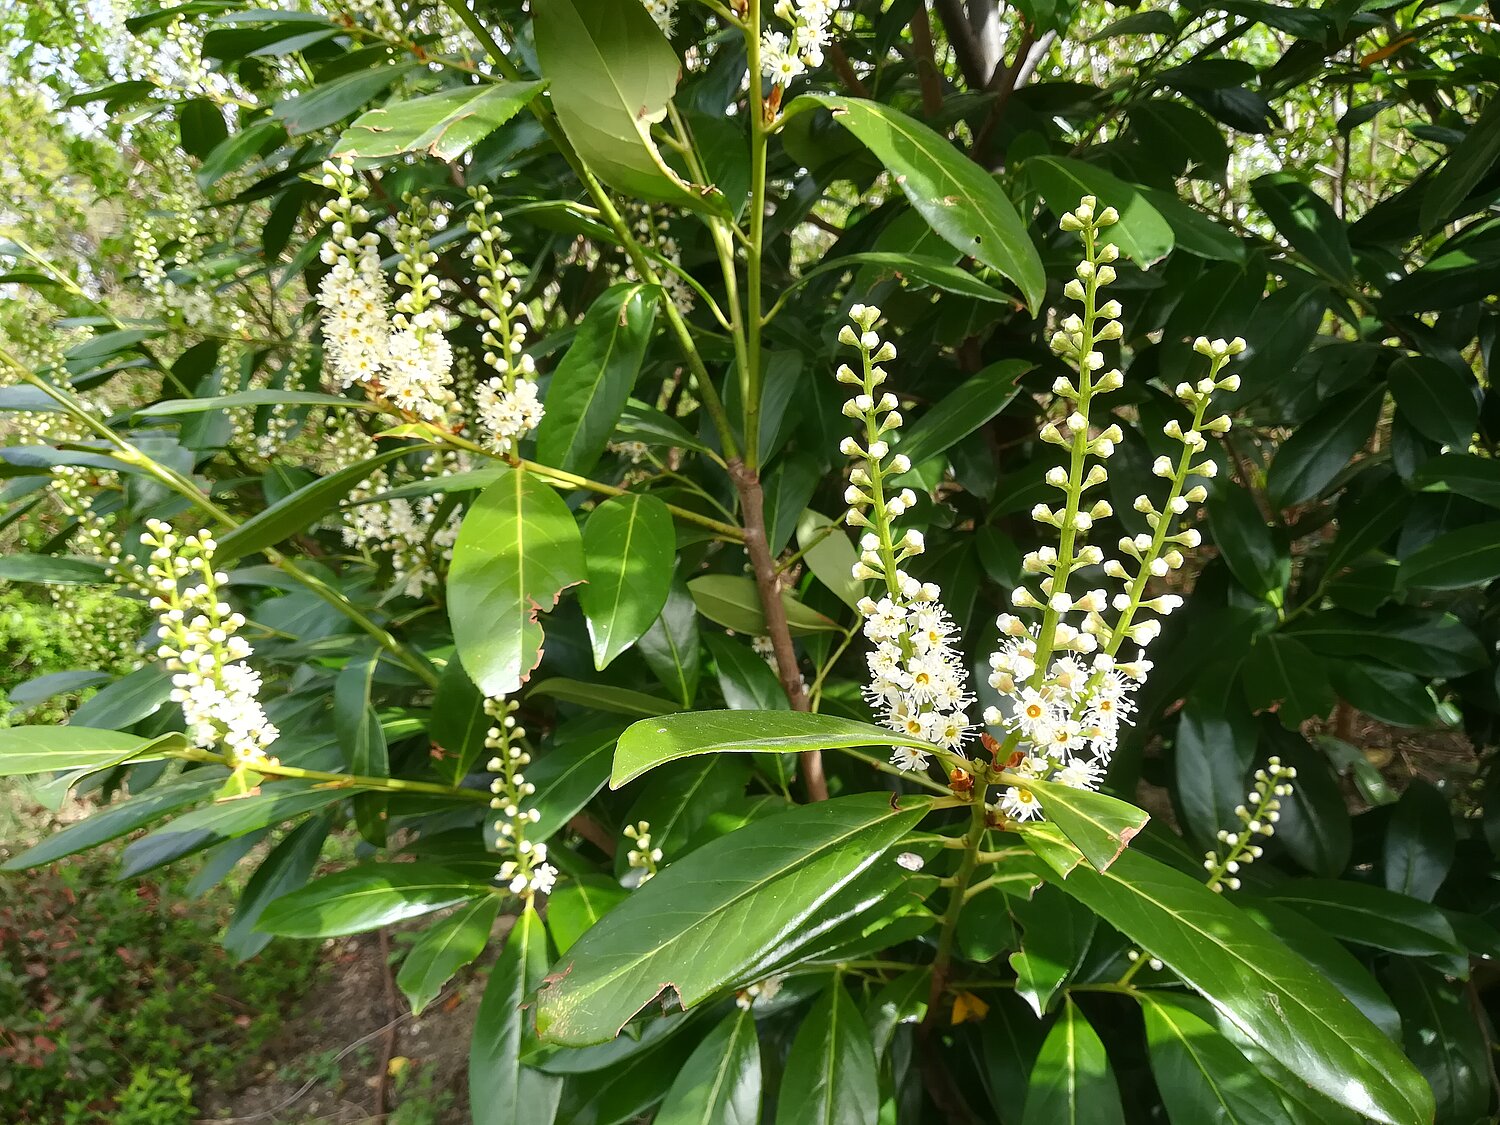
[657,1006,761,1125]
[1016,775,1150,873]
[1139,187,1246,261]
[517,718,626,844]
[2,773,222,870]
[894,360,1032,468]
[687,574,841,637]
[7,670,111,710]
[398,896,503,1016]
[637,576,702,706]
[1265,880,1466,969]
[0,726,176,778]
[1020,999,1125,1125]
[612,710,936,787]
[1174,669,1255,846]
[865,967,929,1060]
[1238,900,1401,1042]
[1260,728,1351,878]
[1399,521,1500,590]
[1241,635,1334,726]
[776,983,876,1125]
[334,81,546,160]
[1383,780,1455,902]
[1026,834,1434,1125]
[1024,155,1175,264]
[223,811,333,961]
[535,283,659,476]
[138,390,367,415]
[0,550,112,585]
[449,466,587,697]
[1329,662,1437,727]
[1207,483,1288,600]
[1382,961,1489,1122]
[1387,356,1478,449]
[789,95,1044,311]
[626,757,750,868]
[579,493,675,668]
[791,251,1014,305]
[1251,173,1354,284]
[335,650,389,846]
[122,785,345,878]
[1419,97,1500,231]
[533,793,930,1046]
[546,876,630,955]
[217,444,416,562]
[1412,453,1500,508]
[70,665,174,730]
[1009,884,1095,1016]
[1140,993,1286,1125]
[529,678,681,718]
[471,905,562,1125]
[1287,608,1486,679]
[430,659,490,786]
[1267,384,1384,509]
[273,62,419,135]
[704,633,786,716]
[533,0,721,214]
[257,862,489,937]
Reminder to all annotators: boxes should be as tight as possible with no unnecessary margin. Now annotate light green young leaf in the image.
[257,862,490,938]
[787,95,1045,311]
[535,284,659,476]
[471,904,562,1125]
[776,984,876,1125]
[612,710,939,787]
[1020,999,1125,1125]
[398,896,503,1016]
[579,493,675,668]
[333,81,546,161]
[1024,155,1175,265]
[448,467,587,697]
[657,1006,762,1125]
[532,0,724,215]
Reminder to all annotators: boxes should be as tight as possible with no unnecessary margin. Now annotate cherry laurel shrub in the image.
[2,1,1498,1122]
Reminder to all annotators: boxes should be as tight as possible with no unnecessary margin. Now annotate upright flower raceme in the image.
[316,160,391,390]
[985,197,1241,822]
[484,696,558,898]
[837,306,975,774]
[762,0,836,86]
[384,193,457,422]
[141,520,279,770]
[466,186,544,454]
[315,161,456,421]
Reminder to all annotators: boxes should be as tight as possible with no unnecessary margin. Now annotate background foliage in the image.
[3,0,1500,1121]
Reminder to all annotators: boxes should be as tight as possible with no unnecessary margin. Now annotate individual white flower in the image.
[999,785,1044,821]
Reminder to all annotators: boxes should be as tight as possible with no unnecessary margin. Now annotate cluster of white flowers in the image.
[316,160,392,389]
[640,0,677,34]
[467,186,544,454]
[1203,757,1297,892]
[836,306,974,773]
[315,162,457,421]
[484,696,558,898]
[762,0,837,86]
[133,202,247,333]
[385,193,457,421]
[986,198,1240,822]
[623,820,662,885]
[141,520,278,770]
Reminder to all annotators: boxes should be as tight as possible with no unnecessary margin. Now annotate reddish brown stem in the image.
[729,458,828,801]
[909,4,944,116]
